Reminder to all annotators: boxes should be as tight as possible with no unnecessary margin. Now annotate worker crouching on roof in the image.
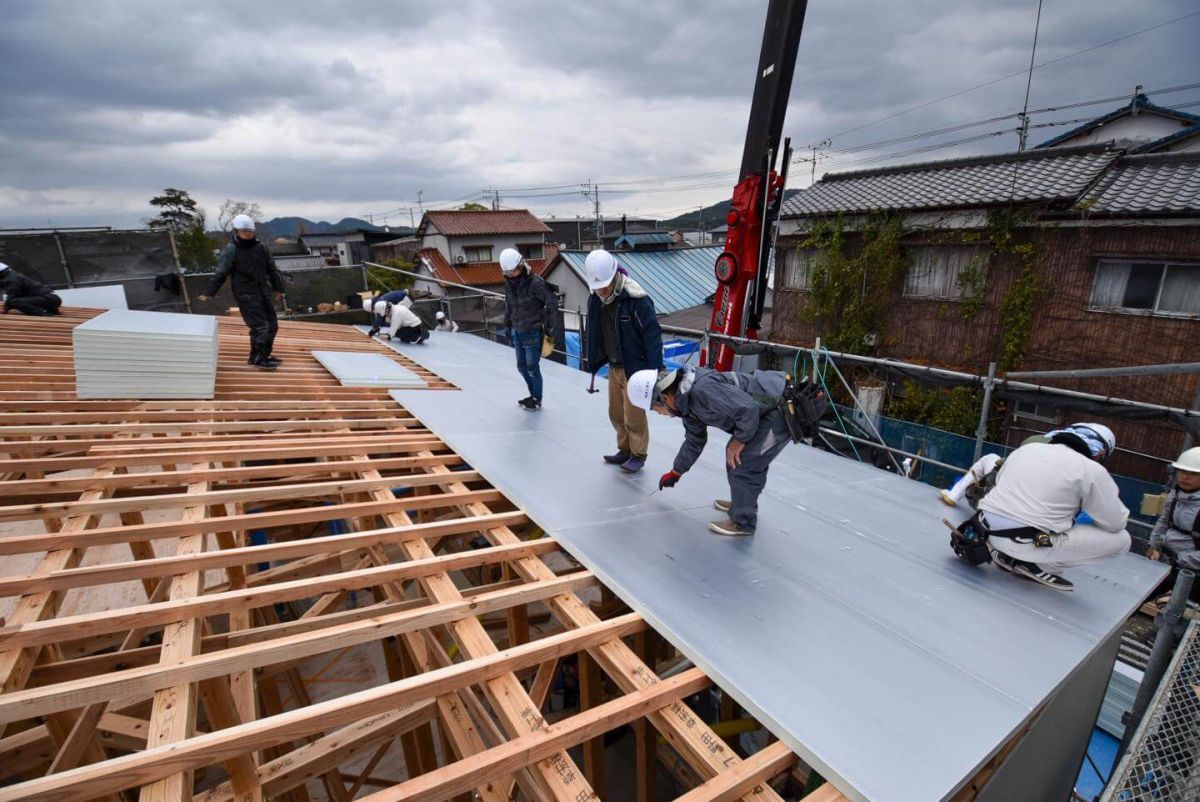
[198,215,283,371]
[366,289,409,337]
[629,365,791,536]
[971,423,1131,591]
[0,262,62,316]
[371,298,428,344]
[584,249,663,474]
[1147,447,1200,602]
[501,248,558,411]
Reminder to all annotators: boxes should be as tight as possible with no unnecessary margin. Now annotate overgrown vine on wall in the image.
[955,253,988,321]
[986,209,1044,370]
[800,213,908,353]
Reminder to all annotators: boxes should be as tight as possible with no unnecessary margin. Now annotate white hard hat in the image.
[499,248,523,273]
[373,300,389,317]
[0,262,8,272]
[1071,422,1116,461]
[627,368,679,411]
[584,249,618,291]
[435,310,446,320]
[362,298,373,313]
[232,214,256,231]
[1172,447,1200,473]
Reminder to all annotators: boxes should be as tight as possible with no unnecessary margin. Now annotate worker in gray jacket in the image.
[1147,447,1200,600]
[628,365,791,536]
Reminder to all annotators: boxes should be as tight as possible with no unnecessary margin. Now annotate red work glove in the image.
[659,470,682,491]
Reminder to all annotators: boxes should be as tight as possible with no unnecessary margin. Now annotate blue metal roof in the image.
[557,247,721,315]
[614,231,673,247]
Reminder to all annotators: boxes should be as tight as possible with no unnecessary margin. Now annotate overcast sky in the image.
[1,0,1196,230]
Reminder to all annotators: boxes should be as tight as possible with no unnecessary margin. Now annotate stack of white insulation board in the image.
[312,350,427,388]
[73,310,218,399]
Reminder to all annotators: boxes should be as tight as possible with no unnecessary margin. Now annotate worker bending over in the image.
[975,423,1130,591]
[374,299,428,343]
[629,366,791,536]
[366,289,409,337]
[0,263,62,316]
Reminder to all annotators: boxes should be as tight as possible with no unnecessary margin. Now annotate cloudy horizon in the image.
[1,0,1196,230]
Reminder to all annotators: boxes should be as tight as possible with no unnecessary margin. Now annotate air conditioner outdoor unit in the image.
[456,255,465,263]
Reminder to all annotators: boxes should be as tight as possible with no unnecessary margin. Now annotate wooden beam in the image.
[672,741,798,802]
[358,668,711,802]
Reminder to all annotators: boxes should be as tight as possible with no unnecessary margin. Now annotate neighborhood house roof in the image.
[615,231,673,247]
[1036,93,1200,150]
[779,145,1118,218]
[555,247,721,315]
[273,254,329,271]
[1079,153,1200,215]
[418,210,551,237]
[420,245,558,287]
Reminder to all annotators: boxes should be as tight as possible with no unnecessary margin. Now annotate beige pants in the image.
[607,366,650,458]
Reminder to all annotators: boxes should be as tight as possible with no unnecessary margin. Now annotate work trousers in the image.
[988,520,1131,571]
[728,410,791,532]
[393,325,424,343]
[5,294,61,316]
[236,291,278,358]
[607,366,649,458]
[513,329,543,400]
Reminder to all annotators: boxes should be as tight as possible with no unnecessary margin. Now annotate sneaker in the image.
[603,450,631,465]
[251,358,277,372]
[708,518,753,537]
[264,355,282,366]
[619,456,644,473]
[417,330,430,343]
[519,397,542,411]
[993,550,1072,591]
[713,499,731,513]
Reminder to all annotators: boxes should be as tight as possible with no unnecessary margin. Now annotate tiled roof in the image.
[779,145,1117,218]
[418,210,551,237]
[419,245,558,288]
[273,254,329,271]
[1036,93,1200,149]
[1077,153,1200,214]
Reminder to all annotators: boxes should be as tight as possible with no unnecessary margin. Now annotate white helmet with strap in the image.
[1172,447,1200,473]
[584,249,618,290]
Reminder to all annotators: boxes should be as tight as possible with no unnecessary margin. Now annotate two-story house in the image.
[414,210,557,297]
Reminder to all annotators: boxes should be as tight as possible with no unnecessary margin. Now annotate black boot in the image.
[247,348,259,366]
[251,355,277,371]
[264,354,283,366]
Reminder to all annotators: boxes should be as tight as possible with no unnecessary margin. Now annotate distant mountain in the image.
[661,189,801,231]
[259,216,414,239]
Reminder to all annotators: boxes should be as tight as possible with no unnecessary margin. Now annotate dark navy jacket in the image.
[585,290,664,376]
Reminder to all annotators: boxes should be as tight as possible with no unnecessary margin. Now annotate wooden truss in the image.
[0,311,842,801]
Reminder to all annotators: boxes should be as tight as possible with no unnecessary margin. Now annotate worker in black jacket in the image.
[199,215,284,370]
[0,263,62,316]
[500,248,558,410]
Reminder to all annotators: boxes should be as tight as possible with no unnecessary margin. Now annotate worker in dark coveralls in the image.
[199,214,284,371]
[500,247,558,411]
[0,263,62,316]
[628,365,792,536]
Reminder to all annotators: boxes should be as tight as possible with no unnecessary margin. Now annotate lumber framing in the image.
[0,311,802,801]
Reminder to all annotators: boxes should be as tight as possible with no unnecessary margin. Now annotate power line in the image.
[818,9,1200,143]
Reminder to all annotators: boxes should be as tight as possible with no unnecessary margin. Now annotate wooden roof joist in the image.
[0,313,805,802]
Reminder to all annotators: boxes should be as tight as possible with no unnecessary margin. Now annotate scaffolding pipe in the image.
[1007,362,1200,380]
[1116,568,1195,762]
[973,362,997,462]
[364,260,505,299]
[660,326,1200,422]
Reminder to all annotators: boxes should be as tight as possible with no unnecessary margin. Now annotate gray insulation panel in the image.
[384,331,1166,801]
[312,350,426,388]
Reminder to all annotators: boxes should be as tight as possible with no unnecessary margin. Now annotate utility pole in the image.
[582,182,602,248]
[697,206,704,245]
[807,138,830,185]
[408,208,415,228]
[482,188,500,210]
[416,191,424,216]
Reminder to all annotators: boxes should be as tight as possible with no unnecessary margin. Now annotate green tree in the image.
[147,188,201,231]
[457,202,488,211]
[367,257,416,294]
[175,214,218,275]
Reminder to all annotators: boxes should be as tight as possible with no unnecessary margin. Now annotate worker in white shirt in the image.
[374,300,428,343]
[973,422,1130,591]
[434,310,459,333]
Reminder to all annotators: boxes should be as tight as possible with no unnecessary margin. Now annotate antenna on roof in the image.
[1131,84,1144,112]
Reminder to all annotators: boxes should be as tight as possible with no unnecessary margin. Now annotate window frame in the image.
[781,247,817,292]
[516,243,544,260]
[1088,257,1200,319]
[902,244,987,302]
[462,245,493,263]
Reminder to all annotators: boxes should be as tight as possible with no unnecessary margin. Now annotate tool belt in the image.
[944,514,992,566]
[979,513,1055,548]
[777,374,829,444]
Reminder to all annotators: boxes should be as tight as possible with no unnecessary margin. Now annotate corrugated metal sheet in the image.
[274,255,330,272]
[557,247,721,314]
[615,232,673,247]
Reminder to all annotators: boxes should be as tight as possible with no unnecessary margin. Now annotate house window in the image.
[1013,400,1057,424]
[782,248,817,291]
[516,243,544,260]
[1090,259,1200,317]
[903,246,985,300]
[462,246,493,263]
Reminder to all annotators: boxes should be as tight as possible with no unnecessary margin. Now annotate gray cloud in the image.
[0,0,1196,228]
